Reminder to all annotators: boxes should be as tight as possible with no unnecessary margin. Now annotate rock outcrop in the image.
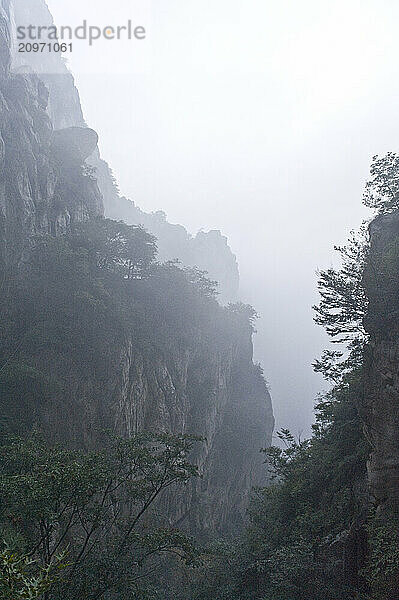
[0,9,103,266]
[362,211,399,512]
[51,127,99,163]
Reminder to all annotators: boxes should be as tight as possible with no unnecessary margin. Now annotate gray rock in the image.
[51,127,99,164]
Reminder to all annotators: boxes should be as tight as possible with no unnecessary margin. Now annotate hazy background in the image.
[46,0,399,438]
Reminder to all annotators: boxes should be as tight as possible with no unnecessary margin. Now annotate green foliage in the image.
[183,266,219,299]
[313,226,369,381]
[70,218,157,279]
[0,544,67,600]
[0,431,201,599]
[248,382,368,599]
[363,152,399,214]
[313,227,369,344]
[365,511,399,599]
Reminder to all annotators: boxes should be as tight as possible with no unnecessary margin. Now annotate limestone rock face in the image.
[362,211,399,512]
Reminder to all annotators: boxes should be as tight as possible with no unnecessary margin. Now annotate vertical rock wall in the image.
[362,211,399,512]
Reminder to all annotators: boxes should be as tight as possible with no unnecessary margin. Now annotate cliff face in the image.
[362,211,399,512]
[0,69,102,264]
[11,290,273,535]
[0,0,274,536]
[9,0,239,302]
[0,0,102,265]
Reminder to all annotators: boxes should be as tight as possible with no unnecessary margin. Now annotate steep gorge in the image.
[3,1,399,598]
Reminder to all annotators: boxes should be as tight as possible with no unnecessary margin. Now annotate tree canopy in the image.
[0,431,200,600]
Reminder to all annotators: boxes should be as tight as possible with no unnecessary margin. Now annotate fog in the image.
[46,0,399,437]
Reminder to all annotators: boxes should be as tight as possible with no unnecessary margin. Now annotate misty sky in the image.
[46,0,399,437]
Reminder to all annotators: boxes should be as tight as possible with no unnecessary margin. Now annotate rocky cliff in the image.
[0,0,273,536]
[5,282,273,535]
[362,210,399,513]
[0,0,102,266]
[8,0,239,303]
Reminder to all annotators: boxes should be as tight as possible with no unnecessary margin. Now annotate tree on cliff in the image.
[227,302,258,331]
[0,432,200,600]
[183,266,219,299]
[71,218,158,279]
[312,226,369,381]
[363,152,399,214]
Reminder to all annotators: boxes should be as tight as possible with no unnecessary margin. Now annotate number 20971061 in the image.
[18,42,73,53]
